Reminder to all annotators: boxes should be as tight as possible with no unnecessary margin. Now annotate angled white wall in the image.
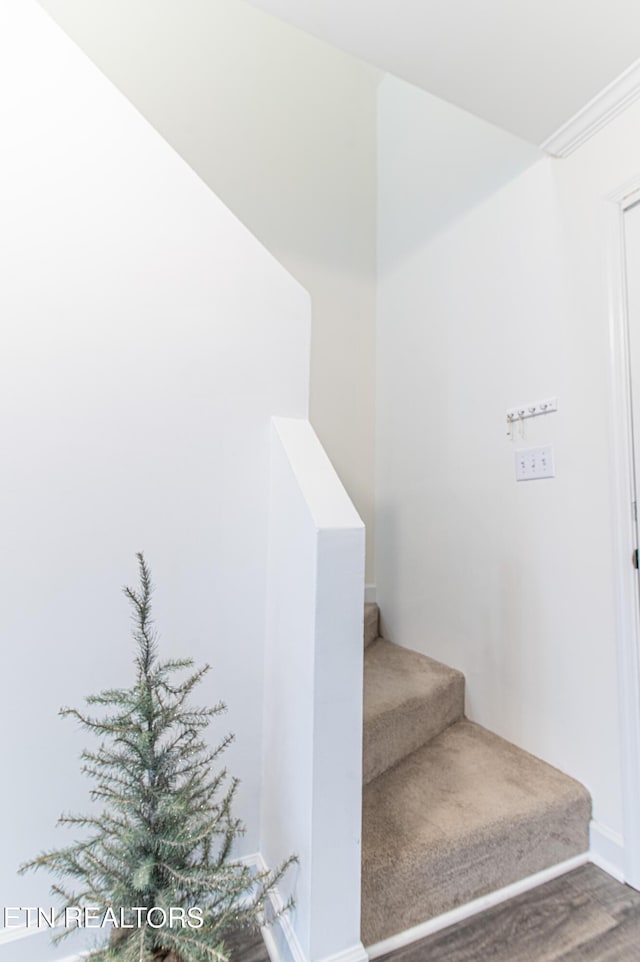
[37,0,380,583]
[376,73,640,870]
[0,0,309,948]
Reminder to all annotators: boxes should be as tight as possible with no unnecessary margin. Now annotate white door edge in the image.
[605,177,640,889]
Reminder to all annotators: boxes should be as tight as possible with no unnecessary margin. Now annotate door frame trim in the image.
[606,176,640,888]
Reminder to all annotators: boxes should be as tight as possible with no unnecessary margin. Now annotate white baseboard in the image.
[262,926,366,962]
[318,943,368,962]
[10,840,624,962]
[0,924,39,946]
[247,853,366,962]
[364,584,376,604]
[243,852,306,962]
[261,895,306,962]
[366,853,589,959]
[590,821,626,883]
[366,830,631,959]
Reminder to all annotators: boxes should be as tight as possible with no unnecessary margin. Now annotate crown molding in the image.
[541,58,640,158]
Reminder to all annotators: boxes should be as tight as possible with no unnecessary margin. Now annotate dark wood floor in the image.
[229,865,640,962]
[376,865,640,962]
[225,924,271,962]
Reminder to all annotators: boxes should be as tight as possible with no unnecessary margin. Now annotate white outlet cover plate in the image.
[515,445,555,481]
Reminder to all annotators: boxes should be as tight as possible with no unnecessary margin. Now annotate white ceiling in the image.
[244,0,640,145]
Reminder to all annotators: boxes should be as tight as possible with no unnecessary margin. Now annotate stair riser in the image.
[363,678,464,784]
[362,793,591,945]
[364,603,379,649]
[360,604,593,949]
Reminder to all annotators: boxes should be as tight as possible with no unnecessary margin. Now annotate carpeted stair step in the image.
[363,639,465,784]
[361,719,591,947]
[364,602,379,649]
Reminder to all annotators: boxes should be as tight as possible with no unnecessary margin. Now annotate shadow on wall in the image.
[377,75,542,273]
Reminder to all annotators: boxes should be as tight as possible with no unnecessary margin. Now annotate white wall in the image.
[0,0,309,942]
[263,418,365,962]
[378,78,542,267]
[376,73,640,861]
[37,0,380,583]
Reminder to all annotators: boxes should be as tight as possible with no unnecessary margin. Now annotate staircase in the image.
[361,604,591,947]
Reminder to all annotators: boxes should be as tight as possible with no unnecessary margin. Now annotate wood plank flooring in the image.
[375,865,640,962]
[225,924,270,962]
[230,865,640,961]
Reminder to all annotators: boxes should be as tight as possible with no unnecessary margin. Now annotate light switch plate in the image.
[515,445,555,481]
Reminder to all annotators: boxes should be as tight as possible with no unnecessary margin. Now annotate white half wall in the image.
[0,0,309,940]
[263,418,365,962]
[37,0,380,583]
[376,73,640,856]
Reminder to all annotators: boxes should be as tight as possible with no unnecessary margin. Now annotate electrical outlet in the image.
[515,445,555,481]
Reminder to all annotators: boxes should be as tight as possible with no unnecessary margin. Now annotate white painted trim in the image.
[541,58,640,157]
[245,852,307,962]
[0,923,45,945]
[237,850,264,869]
[605,181,640,890]
[318,944,369,962]
[590,821,626,883]
[263,905,306,962]
[247,852,367,962]
[11,844,623,962]
[366,854,589,958]
[364,584,376,604]
[262,921,285,962]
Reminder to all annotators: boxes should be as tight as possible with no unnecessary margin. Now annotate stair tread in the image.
[364,638,464,720]
[363,639,465,783]
[362,719,591,945]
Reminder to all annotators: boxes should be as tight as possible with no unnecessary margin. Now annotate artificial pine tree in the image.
[20,553,294,962]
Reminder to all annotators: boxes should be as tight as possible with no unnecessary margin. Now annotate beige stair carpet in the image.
[361,719,591,947]
[363,638,464,784]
